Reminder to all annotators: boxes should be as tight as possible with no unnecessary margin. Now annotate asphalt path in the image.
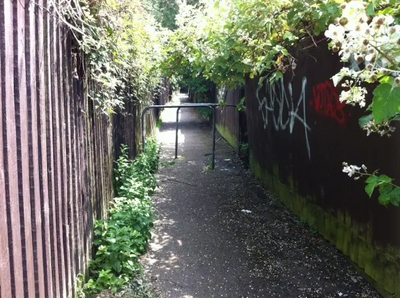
[144,94,380,298]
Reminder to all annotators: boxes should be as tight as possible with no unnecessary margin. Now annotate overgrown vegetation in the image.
[326,1,400,207]
[196,107,213,122]
[79,141,159,297]
[161,0,343,90]
[51,0,167,113]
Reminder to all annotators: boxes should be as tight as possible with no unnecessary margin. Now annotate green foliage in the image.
[325,0,399,133]
[56,0,167,113]
[161,0,341,89]
[239,142,249,160]
[156,118,163,130]
[365,174,400,207]
[146,0,179,30]
[82,141,160,296]
[237,97,246,112]
[145,0,201,31]
[372,84,400,124]
[358,113,374,128]
[114,143,159,198]
[196,107,213,122]
[160,28,214,98]
[240,143,249,151]
[330,1,400,207]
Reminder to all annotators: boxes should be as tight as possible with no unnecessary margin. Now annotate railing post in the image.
[237,108,241,154]
[175,107,181,159]
[211,106,216,169]
[141,104,236,169]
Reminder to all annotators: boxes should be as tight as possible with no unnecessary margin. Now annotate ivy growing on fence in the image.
[50,0,167,113]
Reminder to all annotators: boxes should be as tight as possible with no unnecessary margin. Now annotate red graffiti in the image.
[310,81,350,124]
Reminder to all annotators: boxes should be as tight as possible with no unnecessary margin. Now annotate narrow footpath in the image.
[144,94,380,298]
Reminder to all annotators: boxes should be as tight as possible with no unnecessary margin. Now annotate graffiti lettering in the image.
[310,81,350,124]
[256,77,311,159]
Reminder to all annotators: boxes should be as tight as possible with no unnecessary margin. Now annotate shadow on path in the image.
[144,94,380,298]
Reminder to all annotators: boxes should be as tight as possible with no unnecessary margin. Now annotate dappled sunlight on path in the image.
[143,93,380,298]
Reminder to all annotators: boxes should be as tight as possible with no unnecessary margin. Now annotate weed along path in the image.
[144,94,380,298]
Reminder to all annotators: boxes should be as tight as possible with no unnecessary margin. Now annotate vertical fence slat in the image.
[70,49,80,278]
[60,30,72,298]
[50,5,67,296]
[71,51,81,277]
[4,1,24,297]
[16,0,36,295]
[82,86,90,268]
[0,2,12,296]
[57,16,71,296]
[43,1,61,296]
[36,1,53,296]
[28,1,46,296]
[75,52,85,275]
[95,114,103,218]
[64,31,76,295]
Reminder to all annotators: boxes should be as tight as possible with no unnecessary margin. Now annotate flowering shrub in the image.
[342,162,400,206]
[326,0,400,206]
[325,0,400,136]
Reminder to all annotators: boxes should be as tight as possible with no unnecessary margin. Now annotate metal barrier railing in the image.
[142,103,237,169]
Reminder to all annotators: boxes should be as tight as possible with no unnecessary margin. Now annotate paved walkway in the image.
[144,94,380,298]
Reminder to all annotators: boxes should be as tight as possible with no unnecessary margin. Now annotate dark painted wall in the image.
[242,42,400,295]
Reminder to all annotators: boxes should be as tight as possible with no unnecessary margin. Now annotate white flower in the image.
[328,0,399,120]
[365,53,375,62]
[390,25,400,39]
[325,24,346,42]
[384,15,394,26]
[339,86,367,108]
[381,57,389,67]
[332,73,345,86]
[341,0,368,30]
[395,77,400,87]
[339,45,355,61]
[342,164,361,177]
[362,119,396,136]
[339,90,351,103]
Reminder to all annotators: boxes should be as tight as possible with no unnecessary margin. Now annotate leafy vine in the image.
[46,0,167,113]
[161,0,342,89]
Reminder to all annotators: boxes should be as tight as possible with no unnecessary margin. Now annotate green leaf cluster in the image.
[365,174,400,207]
[82,141,160,296]
[372,83,400,125]
[59,0,168,113]
[161,0,342,90]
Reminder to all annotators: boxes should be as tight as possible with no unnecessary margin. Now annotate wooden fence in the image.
[0,1,115,297]
[216,39,400,296]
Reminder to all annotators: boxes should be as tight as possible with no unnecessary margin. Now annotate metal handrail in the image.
[142,103,237,169]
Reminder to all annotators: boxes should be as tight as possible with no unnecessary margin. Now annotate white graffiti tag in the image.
[256,77,311,159]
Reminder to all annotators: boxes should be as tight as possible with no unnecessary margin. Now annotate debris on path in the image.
[144,94,381,298]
